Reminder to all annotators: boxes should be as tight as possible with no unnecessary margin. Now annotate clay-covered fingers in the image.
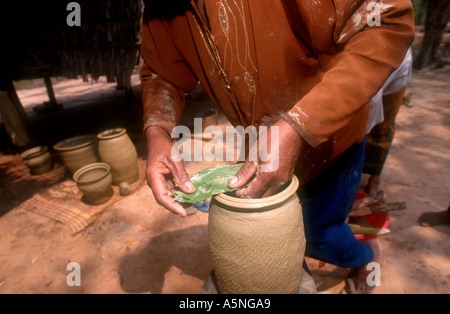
[164,178,175,191]
[228,161,259,189]
[165,159,195,194]
[234,170,276,198]
[235,176,269,198]
[234,171,291,199]
[261,180,286,198]
[148,171,187,218]
[145,126,194,218]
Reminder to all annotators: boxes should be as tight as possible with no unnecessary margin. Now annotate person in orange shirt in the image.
[141,0,415,293]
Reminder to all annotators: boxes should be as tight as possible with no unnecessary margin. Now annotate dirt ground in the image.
[0,64,449,294]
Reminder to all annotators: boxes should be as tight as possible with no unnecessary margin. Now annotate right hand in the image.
[145,126,195,217]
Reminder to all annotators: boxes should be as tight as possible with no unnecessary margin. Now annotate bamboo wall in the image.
[8,0,143,91]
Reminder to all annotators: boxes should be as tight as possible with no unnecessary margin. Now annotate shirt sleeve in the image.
[140,15,199,135]
[282,0,415,147]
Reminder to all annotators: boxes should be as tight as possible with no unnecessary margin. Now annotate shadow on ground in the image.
[118,225,210,294]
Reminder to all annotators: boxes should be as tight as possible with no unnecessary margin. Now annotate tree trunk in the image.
[414,0,450,69]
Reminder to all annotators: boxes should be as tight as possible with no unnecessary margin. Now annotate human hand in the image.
[145,126,195,217]
[228,119,303,198]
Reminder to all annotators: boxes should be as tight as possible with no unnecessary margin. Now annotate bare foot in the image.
[365,175,381,198]
[346,239,382,294]
[418,210,450,227]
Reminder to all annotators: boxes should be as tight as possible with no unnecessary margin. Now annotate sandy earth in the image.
[0,65,448,294]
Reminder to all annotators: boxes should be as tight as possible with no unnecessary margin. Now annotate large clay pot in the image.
[209,175,305,294]
[97,128,138,186]
[53,135,99,176]
[73,162,113,205]
[20,146,53,175]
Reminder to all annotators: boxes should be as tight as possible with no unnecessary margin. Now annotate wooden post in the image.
[44,76,58,107]
[0,91,30,147]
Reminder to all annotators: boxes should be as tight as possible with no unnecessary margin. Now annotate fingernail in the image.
[176,206,186,217]
[178,213,185,218]
[185,182,195,191]
[229,176,237,186]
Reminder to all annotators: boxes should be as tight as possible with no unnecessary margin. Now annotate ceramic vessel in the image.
[53,134,99,175]
[208,175,305,294]
[97,128,138,186]
[73,162,113,205]
[20,146,53,175]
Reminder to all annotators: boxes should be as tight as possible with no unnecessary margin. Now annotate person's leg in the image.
[299,139,374,268]
[347,238,382,293]
[364,86,408,196]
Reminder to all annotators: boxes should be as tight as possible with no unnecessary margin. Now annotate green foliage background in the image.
[411,0,428,25]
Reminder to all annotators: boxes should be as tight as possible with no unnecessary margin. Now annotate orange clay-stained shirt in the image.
[140,0,415,183]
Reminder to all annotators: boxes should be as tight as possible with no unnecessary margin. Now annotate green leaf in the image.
[172,164,246,204]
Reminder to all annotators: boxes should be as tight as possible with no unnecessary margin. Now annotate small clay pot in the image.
[119,182,131,196]
[73,162,113,205]
[97,128,138,186]
[20,146,53,175]
[209,175,305,294]
[53,134,99,176]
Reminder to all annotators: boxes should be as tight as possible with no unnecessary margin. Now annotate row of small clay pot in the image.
[20,128,138,205]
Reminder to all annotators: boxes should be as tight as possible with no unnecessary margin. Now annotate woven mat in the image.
[0,153,146,234]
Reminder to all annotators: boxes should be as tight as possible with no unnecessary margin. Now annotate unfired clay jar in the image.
[73,162,113,205]
[209,175,305,294]
[20,146,53,175]
[53,135,99,176]
[97,128,138,186]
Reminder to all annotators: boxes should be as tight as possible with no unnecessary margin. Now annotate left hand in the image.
[228,119,303,198]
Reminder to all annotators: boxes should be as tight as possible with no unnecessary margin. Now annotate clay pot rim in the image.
[73,162,111,185]
[214,175,299,209]
[53,134,97,152]
[20,146,49,160]
[97,127,126,140]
